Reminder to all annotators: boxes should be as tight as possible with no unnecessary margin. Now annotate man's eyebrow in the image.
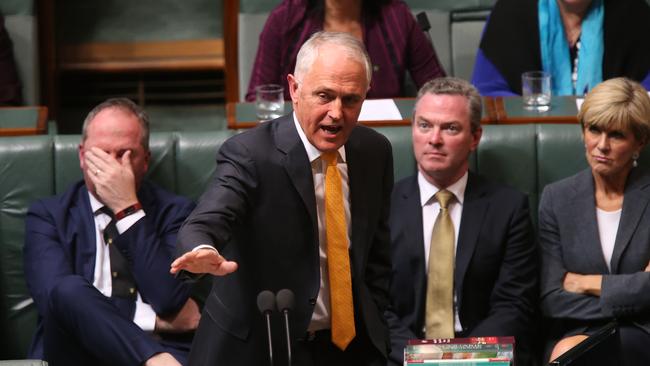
[312,87,334,94]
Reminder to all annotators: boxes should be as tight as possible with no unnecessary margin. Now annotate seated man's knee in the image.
[550,335,588,361]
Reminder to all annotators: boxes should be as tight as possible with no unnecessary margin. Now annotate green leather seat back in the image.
[478,124,538,220]
[0,136,51,359]
[374,126,417,182]
[148,133,178,194]
[176,130,236,201]
[53,135,81,194]
[536,124,587,197]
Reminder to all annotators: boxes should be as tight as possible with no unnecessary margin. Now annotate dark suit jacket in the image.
[177,115,394,365]
[23,180,195,358]
[540,168,650,335]
[385,172,538,365]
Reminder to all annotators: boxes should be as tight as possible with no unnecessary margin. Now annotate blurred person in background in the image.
[472,0,650,96]
[246,0,445,101]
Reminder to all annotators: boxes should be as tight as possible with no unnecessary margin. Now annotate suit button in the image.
[309,298,316,305]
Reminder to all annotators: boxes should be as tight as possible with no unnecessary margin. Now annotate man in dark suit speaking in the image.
[385,77,538,365]
[170,31,394,365]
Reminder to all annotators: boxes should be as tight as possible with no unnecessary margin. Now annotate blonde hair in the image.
[579,77,650,144]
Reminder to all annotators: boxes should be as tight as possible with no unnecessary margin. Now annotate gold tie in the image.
[323,151,356,350]
[425,189,455,339]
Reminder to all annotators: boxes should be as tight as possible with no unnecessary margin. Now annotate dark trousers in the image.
[292,330,385,366]
[618,325,650,366]
[43,275,189,366]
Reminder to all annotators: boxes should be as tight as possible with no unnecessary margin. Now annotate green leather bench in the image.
[2,123,638,359]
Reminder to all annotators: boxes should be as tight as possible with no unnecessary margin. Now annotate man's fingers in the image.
[170,249,238,276]
[122,150,133,168]
[214,261,238,276]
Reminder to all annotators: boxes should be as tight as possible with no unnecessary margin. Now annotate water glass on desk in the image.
[255,84,284,122]
[522,71,551,111]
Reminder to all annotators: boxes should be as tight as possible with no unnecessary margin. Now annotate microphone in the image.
[276,289,295,366]
[416,11,433,45]
[257,290,276,366]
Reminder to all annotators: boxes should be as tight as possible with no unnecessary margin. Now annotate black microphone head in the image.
[257,290,276,314]
[276,289,295,312]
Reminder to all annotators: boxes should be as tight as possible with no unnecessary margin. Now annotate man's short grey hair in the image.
[414,77,483,132]
[81,98,150,151]
[294,31,372,85]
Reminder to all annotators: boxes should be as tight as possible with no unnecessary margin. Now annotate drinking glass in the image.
[255,84,284,122]
[522,71,551,111]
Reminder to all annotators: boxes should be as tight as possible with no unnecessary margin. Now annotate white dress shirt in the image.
[596,207,621,272]
[418,171,468,333]
[293,113,351,332]
[88,193,156,331]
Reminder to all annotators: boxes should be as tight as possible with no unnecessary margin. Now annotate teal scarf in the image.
[538,0,604,95]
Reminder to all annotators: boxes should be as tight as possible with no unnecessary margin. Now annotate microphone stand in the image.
[257,290,277,366]
[276,289,295,366]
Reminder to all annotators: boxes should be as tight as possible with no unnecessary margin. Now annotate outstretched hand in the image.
[170,248,238,277]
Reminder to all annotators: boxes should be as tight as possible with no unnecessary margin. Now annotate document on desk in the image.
[359,99,403,121]
[575,98,584,111]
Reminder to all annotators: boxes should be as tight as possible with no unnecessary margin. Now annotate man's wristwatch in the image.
[115,202,143,220]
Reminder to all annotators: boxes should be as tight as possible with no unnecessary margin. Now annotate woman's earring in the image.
[633,152,639,168]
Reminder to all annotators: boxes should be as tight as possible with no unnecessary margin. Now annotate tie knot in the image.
[435,189,454,209]
[322,152,338,167]
[97,206,115,220]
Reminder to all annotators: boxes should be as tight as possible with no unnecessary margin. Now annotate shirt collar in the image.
[292,112,346,163]
[88,191,104,215]
[418,170,468,207]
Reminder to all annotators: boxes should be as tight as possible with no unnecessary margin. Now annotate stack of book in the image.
[404,336,515,366]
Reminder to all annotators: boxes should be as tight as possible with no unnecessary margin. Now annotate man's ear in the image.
[470,126,483,152]
[78,144,85,171]
[287,74,299,103]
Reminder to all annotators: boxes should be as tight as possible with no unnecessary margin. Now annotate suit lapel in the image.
[610,169,650,273]
[73,186,99,282]
[275,117,318,235]
[346,132,368,275]
[572,170,610,272]
[402,177,428,319]
[455,173,489,298]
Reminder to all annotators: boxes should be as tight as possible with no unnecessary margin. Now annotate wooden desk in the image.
[227,96,580,129]
[0,106,48,136]
[486,96,579,124]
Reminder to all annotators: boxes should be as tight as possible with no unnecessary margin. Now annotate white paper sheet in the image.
[358,99,403,121]
[576,98,584,111]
